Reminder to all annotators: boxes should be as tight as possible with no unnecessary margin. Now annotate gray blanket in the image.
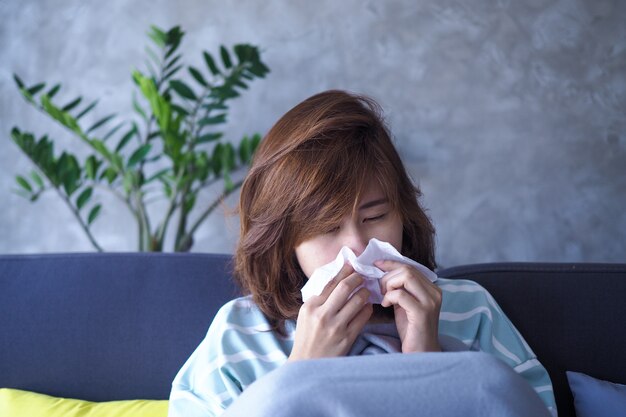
[223,351,551,417]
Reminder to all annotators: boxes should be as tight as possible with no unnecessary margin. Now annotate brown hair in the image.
[234,90,436,334]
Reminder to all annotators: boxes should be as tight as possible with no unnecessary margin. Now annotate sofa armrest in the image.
[438,262,626,417]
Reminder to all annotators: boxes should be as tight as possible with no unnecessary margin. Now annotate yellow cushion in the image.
[0,388,168,417]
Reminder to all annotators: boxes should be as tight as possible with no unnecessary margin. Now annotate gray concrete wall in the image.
[1,0,625,267]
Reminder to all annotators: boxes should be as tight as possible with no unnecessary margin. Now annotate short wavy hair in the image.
[234,90,436,334]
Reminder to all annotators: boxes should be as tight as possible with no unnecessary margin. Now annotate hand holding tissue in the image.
[301,238,438,304]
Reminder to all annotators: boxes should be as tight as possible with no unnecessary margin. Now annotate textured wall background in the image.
[1,0,625,267]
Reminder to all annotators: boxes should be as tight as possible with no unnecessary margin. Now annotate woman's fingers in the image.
[335,286,371,323]
[382,272,440,305]
[347,300,374,336]
[316,262,355,303]
[324,272,366,312]
[291,264,371,361]
[377,260,440,302]
[381,288,421,310]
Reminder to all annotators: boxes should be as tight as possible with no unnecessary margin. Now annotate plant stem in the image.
[131,187,151,251]
[153,184,178,249]
[56,189,104,252]
[170,83,210,251]
[173,181,192,250]
[175,179,243,252]
[92,183,135,214]
[133,45,169,251]
[19,150,104,251]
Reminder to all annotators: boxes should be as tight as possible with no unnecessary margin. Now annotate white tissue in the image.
[300,238,437,304]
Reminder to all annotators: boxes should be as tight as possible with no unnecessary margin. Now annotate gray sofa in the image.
[1,253,625,417]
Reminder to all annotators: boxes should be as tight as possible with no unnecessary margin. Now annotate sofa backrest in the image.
[1,254,625,417]
[0,253,237,402]
[437,262,626,417]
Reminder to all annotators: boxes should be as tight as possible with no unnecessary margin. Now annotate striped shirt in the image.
[168,278,557,416]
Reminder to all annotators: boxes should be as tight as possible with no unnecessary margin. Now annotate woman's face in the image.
[295,182,403,278]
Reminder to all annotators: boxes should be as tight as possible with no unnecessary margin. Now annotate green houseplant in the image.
[11,25,269,252]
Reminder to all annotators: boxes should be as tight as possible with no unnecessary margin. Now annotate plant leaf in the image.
[13,74,25,89]
[27,82,46,95]
[100,166,118,184]
[57,153,81,196]
[39,95,81,134]
[145,168,170,183]
[164,54,182,71]
[183,193,196,213]
[233,44,251,63]
[222,142,236,172]
[61,96,83,112]
[248,61,270,77]
[202,102,228,112]
[164,27,184,60]
[211,143,223,176]
[87,204,102,225]
[18,88,35,104]
[16,175,33,193]
[76,187,93,210]
[188,66,208,87]
[197,132,223,143]
[170,80,197,101]
[123,171,134,194]
[240,72,254,81]
[220,45,232,69]
[196,151,211,180]
[198,114,227,126]
[145,46,161,68]
[90,139,112,161]
[211,85,239,100]
[165,44,180,60]
[223,173,234,192]
[47,84,61,98]
[102,122,125,142]
[13,189,31,200]
[30,171,44,188]
[115,125,138,152]
[203,51,221,75]
[111,154,124,172]
[238,135,252,164]
[251,133,262,153]
[233,79,248,90]
[75,99,99,120]
[86,114,116,134]
[147,130,162,140]
[163,64,183,80]
[144,58,158,78]
[161,178,173,198]
[85,155,101,179]
[171,104,190,117]
[127,144,152,168]
[148,25,166,48]
[132,94,148,120]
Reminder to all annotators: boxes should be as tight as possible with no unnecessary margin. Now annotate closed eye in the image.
[325,226,340,234]
[364,213,387,222]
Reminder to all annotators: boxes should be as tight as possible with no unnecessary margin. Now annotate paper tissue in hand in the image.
[300,238,438,304]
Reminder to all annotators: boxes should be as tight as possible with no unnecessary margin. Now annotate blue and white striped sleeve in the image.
[168,297,291,417]
[438,278,558,416]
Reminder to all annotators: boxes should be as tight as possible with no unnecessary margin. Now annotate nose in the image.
[341,226,368,256]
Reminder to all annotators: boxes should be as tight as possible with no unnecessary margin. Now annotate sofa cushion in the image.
[0,388,167,417]
[566,371,626,417]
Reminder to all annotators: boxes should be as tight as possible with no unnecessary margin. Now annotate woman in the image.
[168,90,557,417]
